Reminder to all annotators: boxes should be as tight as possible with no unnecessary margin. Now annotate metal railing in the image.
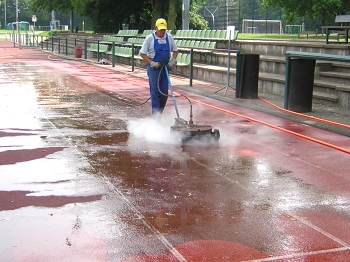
[7,33,241,89]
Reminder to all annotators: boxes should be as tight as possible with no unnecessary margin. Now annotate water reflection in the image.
[4,60,350,259]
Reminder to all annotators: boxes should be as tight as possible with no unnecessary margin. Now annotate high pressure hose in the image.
[41,53,350,152]
[43,47,350,133]
[157,64,194,126]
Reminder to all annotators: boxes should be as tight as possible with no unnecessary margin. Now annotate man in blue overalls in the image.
[140,18,178,115]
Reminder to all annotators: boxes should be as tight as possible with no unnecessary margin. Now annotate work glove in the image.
[150,61,160,69]
[167,58,177,70]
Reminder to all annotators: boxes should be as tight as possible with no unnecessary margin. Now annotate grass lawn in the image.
[238,33,300,40]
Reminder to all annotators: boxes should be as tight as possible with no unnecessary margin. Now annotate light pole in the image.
[182,0,189,30]
[16,0,20,48]
[2,0,6,29]
[226,0,228,28]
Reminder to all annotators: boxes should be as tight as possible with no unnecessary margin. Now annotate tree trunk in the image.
[167,0,177,32]
[150,0,164,29]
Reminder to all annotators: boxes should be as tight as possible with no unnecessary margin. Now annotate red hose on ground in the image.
[189,97,350,155]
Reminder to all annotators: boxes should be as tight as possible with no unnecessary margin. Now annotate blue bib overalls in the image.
[147,33,171,115]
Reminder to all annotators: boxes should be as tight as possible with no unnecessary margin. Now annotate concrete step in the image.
[259,55,350,76]
[260,73,339,105]
[318,71,350,85]
[260,55,286,75]
[332,62,350,72]
[190,64,340,106]
[313,91,338,104]
[198,53,287,75]
[192,63,236,85]
[314,60,350,69]
[313,81,339,95]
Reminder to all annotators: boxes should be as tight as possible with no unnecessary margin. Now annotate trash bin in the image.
[287,58,315,112]
[236,54,260,99]
[74,46,83,58]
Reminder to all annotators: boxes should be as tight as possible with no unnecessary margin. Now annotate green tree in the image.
[31,0,76,31]
[31,0,72,12]
[30,0,209,32]
[70,0,152,32]
[261,0,350,25]
[189,1,208,29]
[148,0,179,31]
[0,0,51,29]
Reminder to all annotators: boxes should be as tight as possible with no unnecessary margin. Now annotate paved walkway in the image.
[1,41,350,262]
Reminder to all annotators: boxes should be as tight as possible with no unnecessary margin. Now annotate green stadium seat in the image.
[174,30,182,38]
[203,41,211,48]
[176,53,183,62]
[213,30,221,40]
[219,30,227,39]
[203,30,210,39]
[208,41,216,49]
[88,43,108,53]
[198,41,205,48]
[209,30,216,39]
[183,30,191,38]
[193,41,201,48]
[189,40,196,47]
[176,53,190,66]
[199,30,206,39]
[192,30,199,39]
[189,30,197,38]
[195,41,209,53]
[184,53,190,65]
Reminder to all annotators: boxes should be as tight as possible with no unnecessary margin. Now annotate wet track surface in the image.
[1,43,350,261]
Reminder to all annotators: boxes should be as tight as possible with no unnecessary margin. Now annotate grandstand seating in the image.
[141,30,154,37]
[175,39,217,53]
[176,53,190,66]
[116,29,139,37]
[90,28,237,67]
[174,29,239,41]
[100,35,124,44]
[125,37,144,46]
[87,43,109,53]
[106,46,133,57]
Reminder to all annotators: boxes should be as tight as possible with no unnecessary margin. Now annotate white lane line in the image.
[243,212,350,262]
[101,176,188,262]
[243,246,350,261]
[290,213,350,247]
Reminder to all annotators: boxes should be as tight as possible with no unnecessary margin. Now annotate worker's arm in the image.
[140,53,152,64]
[172,50,178,60]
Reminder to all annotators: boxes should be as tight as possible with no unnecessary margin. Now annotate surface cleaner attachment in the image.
[164,66,220,143]
[170,117,220,142]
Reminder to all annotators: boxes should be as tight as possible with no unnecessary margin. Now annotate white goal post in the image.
[285,25,302,34]
[242,19,283,34]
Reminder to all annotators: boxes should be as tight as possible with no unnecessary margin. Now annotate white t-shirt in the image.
[140,32,178,59]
